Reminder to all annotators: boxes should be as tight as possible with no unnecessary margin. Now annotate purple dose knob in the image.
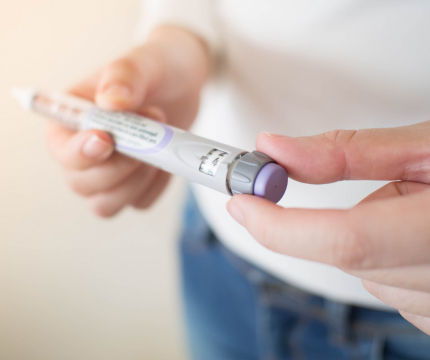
[253,163,288,203]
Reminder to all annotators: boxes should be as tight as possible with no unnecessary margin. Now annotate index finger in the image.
[257,121,430,184]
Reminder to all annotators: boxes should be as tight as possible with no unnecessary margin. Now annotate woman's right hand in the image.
[45,26,212,217]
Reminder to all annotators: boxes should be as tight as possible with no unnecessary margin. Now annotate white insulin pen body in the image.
[12,88,288,203]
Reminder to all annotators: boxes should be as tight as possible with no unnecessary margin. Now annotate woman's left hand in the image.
[227,121,430,335]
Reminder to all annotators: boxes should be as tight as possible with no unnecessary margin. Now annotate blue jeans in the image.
[179,192,430,360]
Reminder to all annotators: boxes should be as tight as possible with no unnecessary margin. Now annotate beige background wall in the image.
[0,1,187,359]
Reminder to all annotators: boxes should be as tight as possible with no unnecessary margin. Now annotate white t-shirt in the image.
[138,0,430,310]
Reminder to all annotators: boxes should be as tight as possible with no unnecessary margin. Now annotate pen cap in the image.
[229,151,288,203]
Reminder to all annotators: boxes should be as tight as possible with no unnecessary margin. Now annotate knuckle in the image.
[133,202,150,210]
[64,172,93,197]
[322,129,359,180]
[131,195,150,210]
[329,224,368,269]
[88,196,118,218]
[105,58,137,77]
[323,129,358,145]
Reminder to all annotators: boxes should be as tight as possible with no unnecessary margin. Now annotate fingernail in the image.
[261,132,291,138]
[226,198,245,226]
[83,135,113,159]
[100,84,132,102]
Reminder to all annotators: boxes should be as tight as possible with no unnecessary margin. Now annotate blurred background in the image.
[0,0,187,359]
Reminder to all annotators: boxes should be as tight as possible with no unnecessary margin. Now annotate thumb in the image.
[256,121,430,184]
[95,46,164,112]
[227,190,430,269]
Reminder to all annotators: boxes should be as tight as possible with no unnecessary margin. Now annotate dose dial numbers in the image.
[199,149,229,176]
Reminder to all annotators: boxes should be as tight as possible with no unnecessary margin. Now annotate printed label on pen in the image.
[85,108,174,155]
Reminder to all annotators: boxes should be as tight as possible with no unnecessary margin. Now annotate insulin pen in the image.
[12,88,288,203]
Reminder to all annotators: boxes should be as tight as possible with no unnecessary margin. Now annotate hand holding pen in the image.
[227,124,430,335]
[44,26,211,217]
[15,26,288,215]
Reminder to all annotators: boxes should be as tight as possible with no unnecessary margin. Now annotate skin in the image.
[46,25,211,217]
[226,125,430,335]
[47,24,430,336]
